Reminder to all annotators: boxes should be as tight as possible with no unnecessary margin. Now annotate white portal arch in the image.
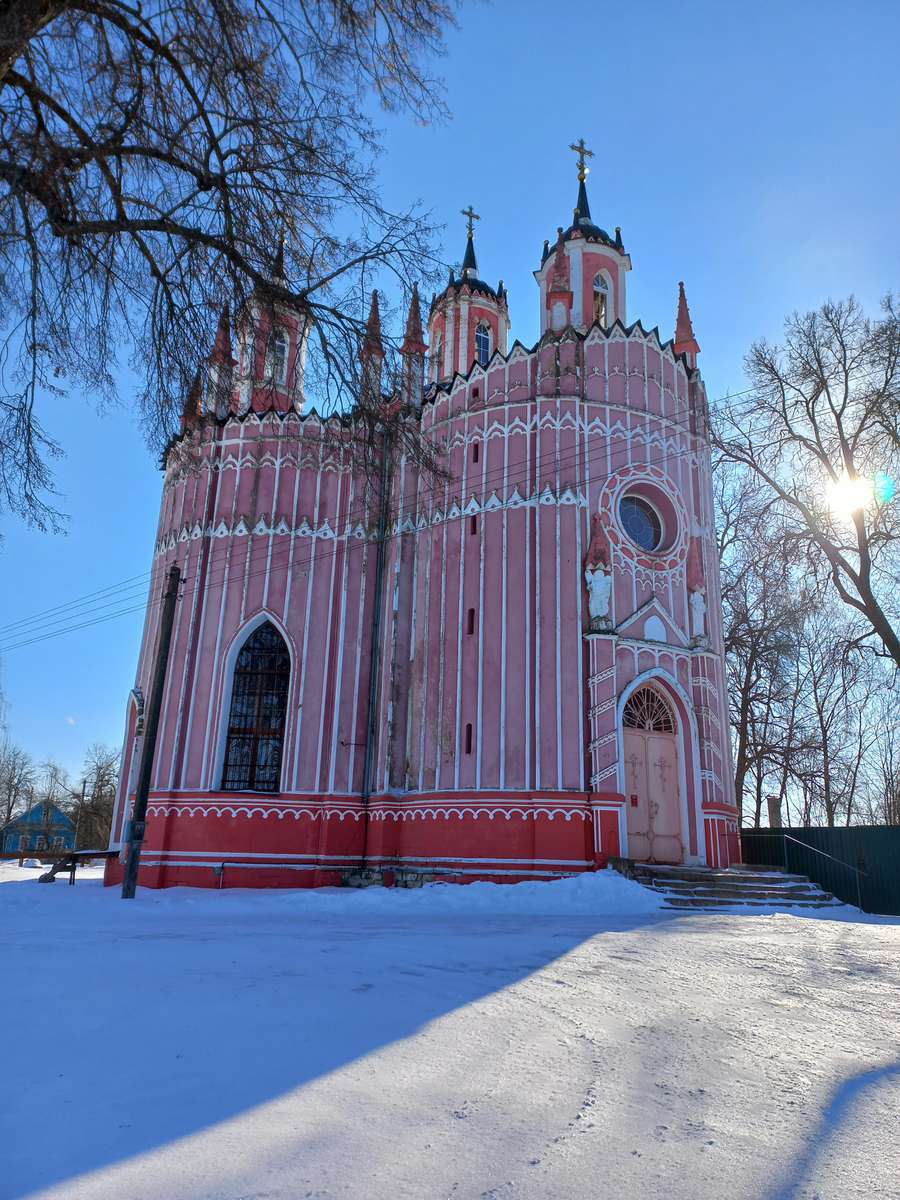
[615,667,705,865]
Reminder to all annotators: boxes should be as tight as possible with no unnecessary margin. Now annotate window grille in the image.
[268,330,288,385]
[475,322,491,367]
[623,688,675,733]
[222,623,290,792]
[593,273,609,326]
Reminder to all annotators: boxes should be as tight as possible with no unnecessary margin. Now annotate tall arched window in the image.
[431,333,443,379]
[593,273,609,327]
[221,622,290,792]
[267,330,289,385]
[475,322,491,367]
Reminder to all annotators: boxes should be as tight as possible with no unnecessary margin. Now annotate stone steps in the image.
[634,866,809,886]
[663,895,840,909]
[618,861,845,912]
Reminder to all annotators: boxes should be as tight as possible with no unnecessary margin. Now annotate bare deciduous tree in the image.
[0,0,457,527]
[0,735,34,830]
[717,295,900,669]
[68,742,118,848]
[716,459,813,824]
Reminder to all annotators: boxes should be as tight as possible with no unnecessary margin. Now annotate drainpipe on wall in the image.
[360,428,393,870]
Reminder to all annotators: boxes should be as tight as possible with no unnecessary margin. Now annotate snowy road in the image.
[2,865,899,1200]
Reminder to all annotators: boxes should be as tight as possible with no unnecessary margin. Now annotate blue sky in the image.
[1,0,899,777]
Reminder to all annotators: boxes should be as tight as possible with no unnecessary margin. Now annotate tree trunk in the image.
[0,0,64,84]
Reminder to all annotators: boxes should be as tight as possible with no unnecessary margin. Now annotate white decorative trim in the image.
[614,668,706,866]
[146,802,363,821]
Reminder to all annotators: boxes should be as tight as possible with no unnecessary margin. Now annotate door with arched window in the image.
[622,687,682,863]
[221,623,290,792]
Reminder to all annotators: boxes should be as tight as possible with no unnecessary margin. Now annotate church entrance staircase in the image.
[613,861,845,911]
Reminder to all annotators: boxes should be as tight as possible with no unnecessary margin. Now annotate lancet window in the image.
[267,330,289,385]
[475,322,491,367]
[593,274,609,327]
[221,623,290,792]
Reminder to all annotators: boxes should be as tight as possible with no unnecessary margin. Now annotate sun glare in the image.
[827,475,874,519]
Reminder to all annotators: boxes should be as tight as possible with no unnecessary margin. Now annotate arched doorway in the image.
[622,687,682,863]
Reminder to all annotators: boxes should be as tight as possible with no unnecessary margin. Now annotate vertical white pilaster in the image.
[570,242,584,327]
[459,301,469,375]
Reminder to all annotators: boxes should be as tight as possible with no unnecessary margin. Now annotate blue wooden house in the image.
[1,802,76,854]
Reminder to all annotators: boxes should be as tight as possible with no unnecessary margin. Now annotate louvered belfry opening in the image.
[623,687,675,733]
[221,623,290,792]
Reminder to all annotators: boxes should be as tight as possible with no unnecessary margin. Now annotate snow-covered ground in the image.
[2,863,899,1200]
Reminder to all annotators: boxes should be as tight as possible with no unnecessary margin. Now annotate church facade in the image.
[106,151,738,890]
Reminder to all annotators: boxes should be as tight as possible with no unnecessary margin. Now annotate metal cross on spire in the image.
[569,138,593,182]
[461,205,480,238]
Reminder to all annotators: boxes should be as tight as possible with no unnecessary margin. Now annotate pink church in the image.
[106,152,738,890]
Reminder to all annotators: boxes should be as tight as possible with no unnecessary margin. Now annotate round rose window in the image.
[619,495,663,552]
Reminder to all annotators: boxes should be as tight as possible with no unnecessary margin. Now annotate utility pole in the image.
[121,563,181,899]
[74,779,86,848]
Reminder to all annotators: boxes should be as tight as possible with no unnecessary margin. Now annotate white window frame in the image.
[475,322,491,367]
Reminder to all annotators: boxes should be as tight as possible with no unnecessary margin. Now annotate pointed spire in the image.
[401,284,426,355]
[569,138,594,225]
[460,205,480,278]
[549,228,569,291]
[210,303,233,363]
[360,289,384,401]
[674,280,700,363]
[181,369,202,430]
[361,289,383,359]
[401,284,426,408]
[575,177,592,224]
[271,227,287,284]
[207,303,235,417]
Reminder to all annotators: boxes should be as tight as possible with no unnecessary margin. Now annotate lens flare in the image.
[874,470,896,504]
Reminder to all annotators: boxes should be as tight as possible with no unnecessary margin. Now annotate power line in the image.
[0,390,712,640]
[2,361,890,652]
[0,430,710,654]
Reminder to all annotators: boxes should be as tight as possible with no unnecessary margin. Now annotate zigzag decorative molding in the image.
[587,667,616,687]
[367,805,591,823]
[145,803,363,821]
[145,801,591,823]
[156,483,591,555]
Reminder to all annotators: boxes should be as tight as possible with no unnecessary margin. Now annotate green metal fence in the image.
[740,826,900,915]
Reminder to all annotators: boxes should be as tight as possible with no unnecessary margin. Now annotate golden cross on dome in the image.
[569,138,593,181]
[461,205,480,238]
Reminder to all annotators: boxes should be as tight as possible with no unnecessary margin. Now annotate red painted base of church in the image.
[102,789,638,889]
[103,789,739,890]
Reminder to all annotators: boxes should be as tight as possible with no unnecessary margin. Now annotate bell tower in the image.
[233,238,309,414]
[534,140,632,335]
[427,208,509,382]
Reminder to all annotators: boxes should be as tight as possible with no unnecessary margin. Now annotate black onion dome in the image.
[429,275,504,313]
[541,176,625,262]
[430,219,507,313]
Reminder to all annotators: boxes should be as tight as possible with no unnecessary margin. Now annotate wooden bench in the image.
[37,849,118,885]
